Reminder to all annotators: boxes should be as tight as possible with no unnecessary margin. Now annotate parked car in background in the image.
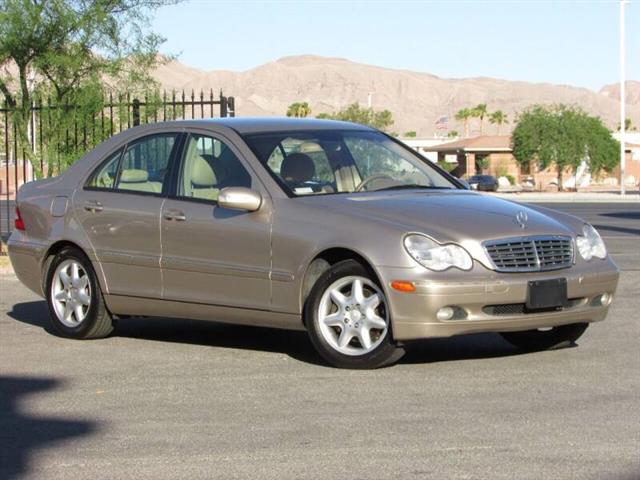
[8,118,619,368]
[467,174,499,191]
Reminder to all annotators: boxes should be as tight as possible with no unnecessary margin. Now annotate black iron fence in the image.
[0,90,235,239]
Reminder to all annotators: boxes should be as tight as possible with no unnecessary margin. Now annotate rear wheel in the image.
[46,247,113,339]
[305,259,403,369]
[500,323,589,351]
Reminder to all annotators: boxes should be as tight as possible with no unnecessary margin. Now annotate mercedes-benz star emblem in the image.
[515,210,528,229]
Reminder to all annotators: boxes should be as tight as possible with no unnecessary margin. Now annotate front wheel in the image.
[45,247,113,339]
[500,323,589,351]
[305,259,403,369]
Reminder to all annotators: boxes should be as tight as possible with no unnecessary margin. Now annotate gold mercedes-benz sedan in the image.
[8,118,619,368]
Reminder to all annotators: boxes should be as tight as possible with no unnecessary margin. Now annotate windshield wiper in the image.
[375,184,454,191]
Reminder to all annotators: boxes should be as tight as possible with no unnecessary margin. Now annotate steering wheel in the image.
[355,174,396,192]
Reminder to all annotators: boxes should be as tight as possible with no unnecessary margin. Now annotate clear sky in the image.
[152,0,638,91]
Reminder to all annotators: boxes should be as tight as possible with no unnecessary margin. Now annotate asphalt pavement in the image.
[0,202,638,480]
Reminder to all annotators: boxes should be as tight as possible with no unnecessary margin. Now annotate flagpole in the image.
[619,0,627,196]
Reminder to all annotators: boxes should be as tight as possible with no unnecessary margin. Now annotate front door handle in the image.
[164,210,186,222]
[84,200,103,212]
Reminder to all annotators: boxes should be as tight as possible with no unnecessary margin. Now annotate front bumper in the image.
[379,259,620,341]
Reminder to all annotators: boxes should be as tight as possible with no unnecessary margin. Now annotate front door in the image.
[160,132,271,310]
[73,132,180,298]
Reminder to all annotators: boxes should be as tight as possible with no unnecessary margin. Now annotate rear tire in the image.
[304,259,403,369]
[500,323,589,351]
[45,247,113,339]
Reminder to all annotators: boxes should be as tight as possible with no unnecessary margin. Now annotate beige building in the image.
[428,135,640,188]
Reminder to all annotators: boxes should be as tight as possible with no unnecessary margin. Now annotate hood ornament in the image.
[515,211,529,229]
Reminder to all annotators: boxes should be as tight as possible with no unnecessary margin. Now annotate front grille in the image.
[484,235,574,272]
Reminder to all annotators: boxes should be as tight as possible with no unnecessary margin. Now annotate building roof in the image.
[428,135,512,153]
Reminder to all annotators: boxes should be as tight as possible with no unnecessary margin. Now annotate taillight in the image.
[15,206,25,231]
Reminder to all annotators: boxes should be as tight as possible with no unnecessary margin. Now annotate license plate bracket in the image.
[526,278,568,311]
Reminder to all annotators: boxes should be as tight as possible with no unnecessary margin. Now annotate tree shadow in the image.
[592,224,640,236]
[0,376,97,479]
[8,300,532,367]
[599,211,640,220]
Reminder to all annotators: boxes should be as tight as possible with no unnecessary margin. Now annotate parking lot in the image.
[1,202,638,480]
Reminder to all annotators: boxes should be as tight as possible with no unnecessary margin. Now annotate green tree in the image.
[475,155,490,173]
[454,108,472,137]
[489,110,509,135]
[286,101,311,118]
[512,104,619,191]
[471,103,488,135]
[0,0,177,177]
[317,102,394,131]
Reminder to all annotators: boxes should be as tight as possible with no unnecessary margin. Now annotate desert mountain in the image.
[151,55,640,136]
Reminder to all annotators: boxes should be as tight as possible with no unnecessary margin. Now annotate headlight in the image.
[404,234,473,271]
[576,224,607,261]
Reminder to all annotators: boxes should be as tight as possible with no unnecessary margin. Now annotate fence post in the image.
[132,98,140,127]
[219,91,227,118]
[227,96,235,117]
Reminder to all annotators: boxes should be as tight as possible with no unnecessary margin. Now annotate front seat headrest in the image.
[190,155,217,187]
[280,153,316,183]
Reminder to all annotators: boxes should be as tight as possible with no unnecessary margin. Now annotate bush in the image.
[505,174,516,185]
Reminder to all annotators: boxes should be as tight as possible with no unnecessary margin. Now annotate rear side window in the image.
[116,134,177,194]
[86,133,178,194]
[86,149,122,189]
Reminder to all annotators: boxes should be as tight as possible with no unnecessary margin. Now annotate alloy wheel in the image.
[317,276,389,356]
[50,259,92,327]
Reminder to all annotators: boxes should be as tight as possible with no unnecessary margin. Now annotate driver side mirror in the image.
[218,187,262,211]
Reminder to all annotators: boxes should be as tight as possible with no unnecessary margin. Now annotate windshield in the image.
[243,130,457,196]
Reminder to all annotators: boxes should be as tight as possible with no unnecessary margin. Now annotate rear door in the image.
[160,131,272,309]
[73,132,181,298]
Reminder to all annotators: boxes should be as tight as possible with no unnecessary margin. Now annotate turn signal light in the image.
[391,280,416,293]
[14,206,25,231]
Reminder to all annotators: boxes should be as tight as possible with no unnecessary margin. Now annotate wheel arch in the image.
[41,240,103,295]
[300,247,386,318]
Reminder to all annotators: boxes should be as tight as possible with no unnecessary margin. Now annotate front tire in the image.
[45,247,113,339]
[304,259,403,369]
[500,323,589,351]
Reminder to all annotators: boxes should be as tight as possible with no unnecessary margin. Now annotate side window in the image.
[178,134,251,202]
[115,134,177,194]
[86,149,122,189]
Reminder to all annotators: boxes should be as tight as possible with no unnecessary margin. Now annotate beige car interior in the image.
[181,139,220,201]
[117,169,162,193]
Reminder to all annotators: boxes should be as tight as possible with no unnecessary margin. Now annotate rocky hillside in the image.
[151,55,640,136]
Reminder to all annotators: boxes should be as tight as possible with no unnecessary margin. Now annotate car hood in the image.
[299,190,578,243]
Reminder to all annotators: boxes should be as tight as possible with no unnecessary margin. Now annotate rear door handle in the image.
[84,200,103,212]
[164,210,186,222]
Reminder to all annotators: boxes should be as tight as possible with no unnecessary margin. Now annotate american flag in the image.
[435,115,449,130]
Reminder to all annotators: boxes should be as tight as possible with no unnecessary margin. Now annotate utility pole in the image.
[620,0,628,195]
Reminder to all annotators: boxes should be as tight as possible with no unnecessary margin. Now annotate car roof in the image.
[163,117,376,135]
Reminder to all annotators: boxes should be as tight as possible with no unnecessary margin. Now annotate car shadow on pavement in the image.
[0,375,97,480]
[7,300,542,367]
[401,334,524,364]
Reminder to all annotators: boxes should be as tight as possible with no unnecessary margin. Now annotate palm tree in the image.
[454,108,472,137]
[471,103,488,135]
[489,110,509,135]
[286,102,312,118]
